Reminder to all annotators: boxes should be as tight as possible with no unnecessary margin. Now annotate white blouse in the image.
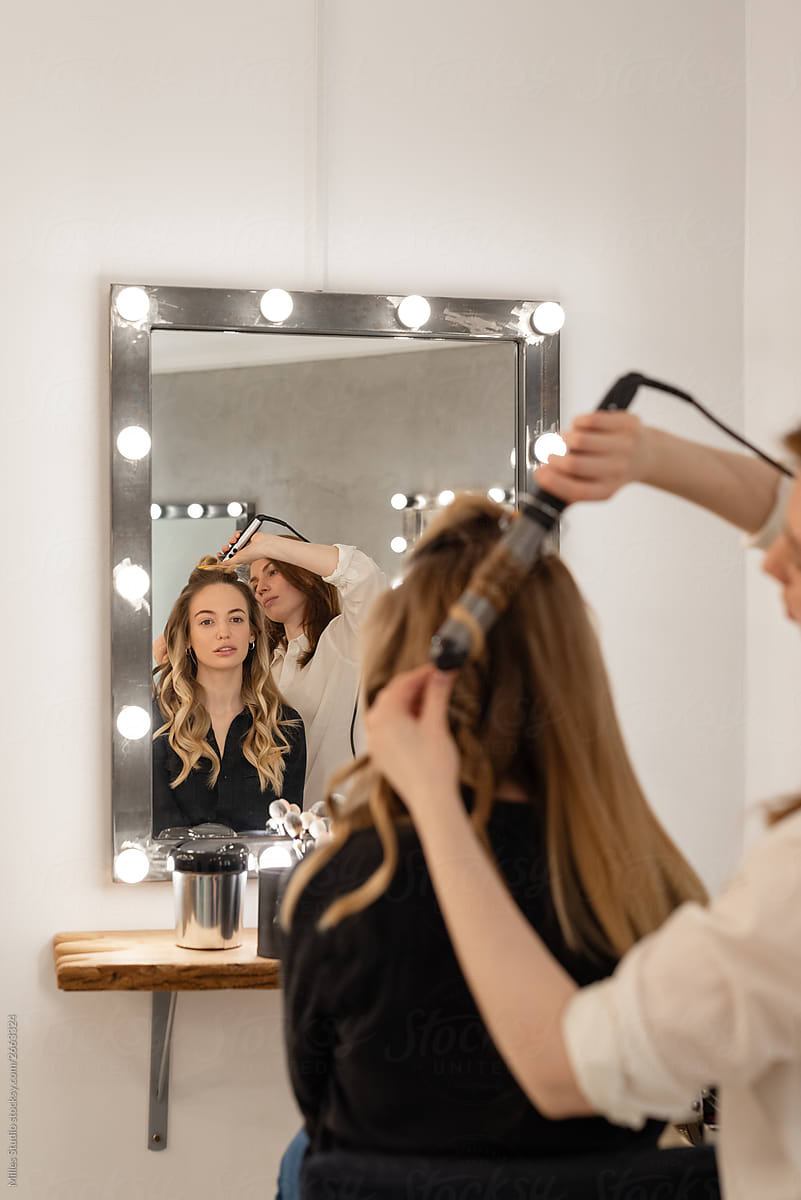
[562,807,801,1200]
[270,544,386,809]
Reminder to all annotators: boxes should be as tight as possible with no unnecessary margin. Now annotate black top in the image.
[152,705,306,836]
[282,799,663,1160]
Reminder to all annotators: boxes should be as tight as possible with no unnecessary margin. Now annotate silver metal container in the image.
[172,840,249,950]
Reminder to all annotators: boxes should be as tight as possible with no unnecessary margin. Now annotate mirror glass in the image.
[150,332,517,584]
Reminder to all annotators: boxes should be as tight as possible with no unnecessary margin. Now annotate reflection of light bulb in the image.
[259,845,294,870]
[115,847,150,883]
[390,493,408,510]
[437,489,455,507]
[116,706,151,740]
[487,487,506,503]
[534,432,567,463]
[227,501,244,517]
[150,503,163,520]
[116,426,151,460]
[391,577,402,590]
[510,447,516,468]
[114,563,150,602]
[530,302,565,335]
[390,536,407,554]
[114,287,151,322]
[260,289,294,322]
[187,503,204,519]
[397,295,431,330]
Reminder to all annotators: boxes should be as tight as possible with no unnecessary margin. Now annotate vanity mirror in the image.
[110,285,561,880]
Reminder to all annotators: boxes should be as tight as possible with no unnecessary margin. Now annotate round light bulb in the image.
[227,501,244,517]
[390,536,408,554]
[396,295,431,330]
[390,493,408,510]
[260,289,294,322]
[150,503,163,520]
[487,487,506,504]
[116,706,151,740]
[259,845,295,870]
[114,287,150,323]
[116,426,151,461]
[530,302,565,336]
[187,503,204,519]
[437,489,455,507]
[114,563,150,602]
[533,432,568,464]
[114,847,150,883]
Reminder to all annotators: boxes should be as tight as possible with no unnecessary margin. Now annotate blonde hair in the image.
[283,496,706,960]
[154,557,294,793]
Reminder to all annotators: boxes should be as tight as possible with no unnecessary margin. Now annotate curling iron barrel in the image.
[429,373,645,672]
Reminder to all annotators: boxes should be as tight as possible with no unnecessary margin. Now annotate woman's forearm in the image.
[639,428,782,533]
[261,536,340,578]
[412,785,592,1116]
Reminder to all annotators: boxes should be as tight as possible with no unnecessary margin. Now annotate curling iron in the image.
[221,514,310,561]
[430,372,793,671]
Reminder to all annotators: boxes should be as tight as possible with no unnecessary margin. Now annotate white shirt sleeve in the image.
[322,545,387,658]
[746,473,794,549]
[562,809,801,1128]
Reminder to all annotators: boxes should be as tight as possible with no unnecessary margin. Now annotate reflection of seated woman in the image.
[223,532,386,808]
[152,558,306,836]
[279,497,707,1162]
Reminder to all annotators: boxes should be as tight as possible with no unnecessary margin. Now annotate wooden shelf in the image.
[53,928,279,992]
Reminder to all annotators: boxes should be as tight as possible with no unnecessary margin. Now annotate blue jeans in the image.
[276,1127,309,1200]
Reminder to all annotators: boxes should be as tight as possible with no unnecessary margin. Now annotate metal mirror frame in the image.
[110,284,561,881]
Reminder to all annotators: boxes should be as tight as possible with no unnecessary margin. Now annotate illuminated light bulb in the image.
[114,847,150,883]
[510,447,516,468]
[396,294,431,330]
[260,844,295,870]
[390,493,408,510]
[150,503,163,520]
[187,503,204,519]
[391,577,402,590]
[487,487,506,504]
[227,501,244,517]
[437,489,455,507]
[533,432,568,464]
[530,302,565,336]
[116,705,151,740]
[114,287,151,323]
[114,563,150,602]
[390,536,408,554]
[260,288,294,322]
[116,426,151,460]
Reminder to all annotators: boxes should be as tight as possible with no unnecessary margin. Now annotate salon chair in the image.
[301,1143,719,1200]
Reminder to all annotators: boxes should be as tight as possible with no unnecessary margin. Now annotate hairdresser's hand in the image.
[535,410,653,503]
[366,664,461,818]
[153,633,168,666]
[218,530,280,565]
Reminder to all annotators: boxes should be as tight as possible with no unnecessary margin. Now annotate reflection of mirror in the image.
[111,286,560,880]
[151,505,253,642]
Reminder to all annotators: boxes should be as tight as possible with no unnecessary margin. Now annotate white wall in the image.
[1,2,755,1195]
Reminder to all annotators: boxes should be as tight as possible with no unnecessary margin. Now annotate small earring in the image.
[186,646,197,664]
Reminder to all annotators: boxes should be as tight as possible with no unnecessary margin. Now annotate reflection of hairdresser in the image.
[152,558,306,836]
[279,497,706,1166]
[221,531,385,808]
[366,425,801,1200]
